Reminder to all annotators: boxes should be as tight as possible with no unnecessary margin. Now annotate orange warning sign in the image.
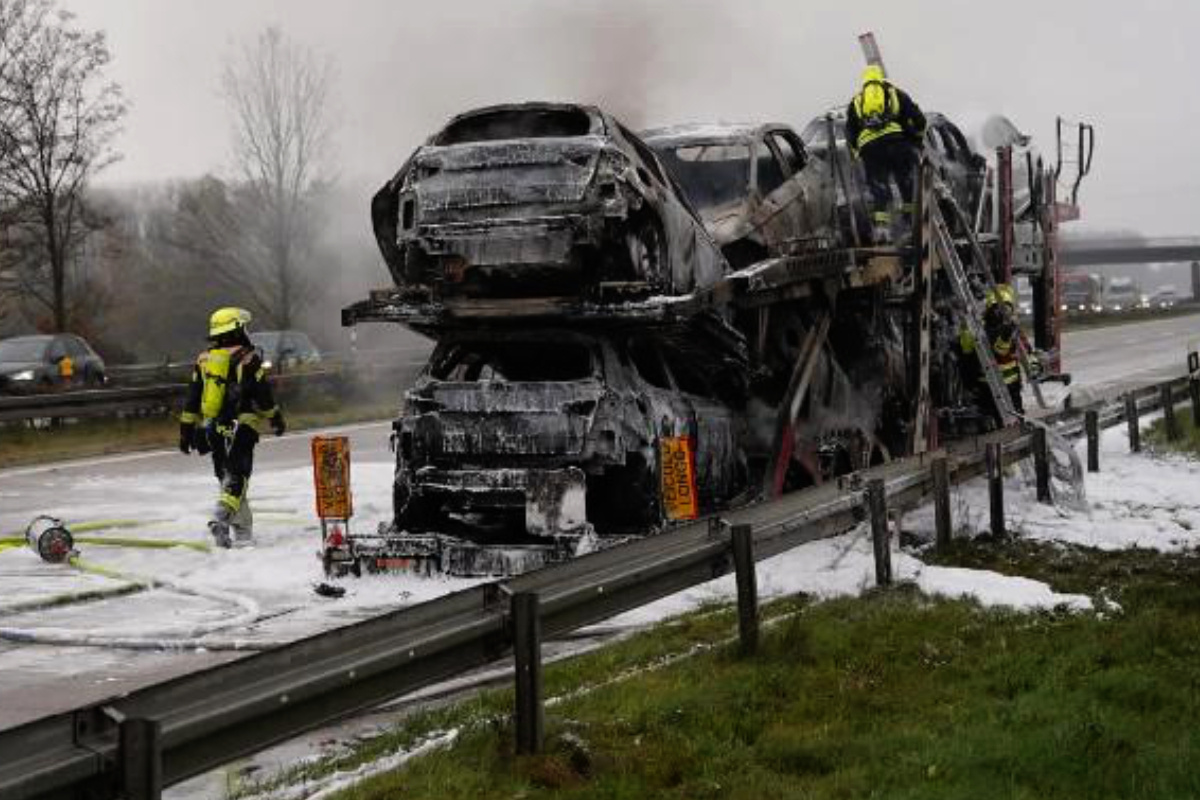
[660,436,699,521]
[312,436,353,520]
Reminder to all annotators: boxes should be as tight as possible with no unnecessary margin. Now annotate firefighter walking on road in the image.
[178,308,286,548]
[845,65,927,244]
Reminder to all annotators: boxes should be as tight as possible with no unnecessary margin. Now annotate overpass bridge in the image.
[1060,237,1200,267]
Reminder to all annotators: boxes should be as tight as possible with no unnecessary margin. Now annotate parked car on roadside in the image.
[0,334,107,394]
[642,122,838,267]
[250,330,322,371]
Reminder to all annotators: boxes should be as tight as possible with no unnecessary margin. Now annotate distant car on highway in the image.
[1146,286,1180,310]
[0,334,107,394]
[250,330,322,371]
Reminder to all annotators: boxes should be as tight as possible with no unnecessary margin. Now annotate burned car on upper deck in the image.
[800,110,986,238]
[371,102,729,303]
[642,123,838,268]
[372,326,749,576]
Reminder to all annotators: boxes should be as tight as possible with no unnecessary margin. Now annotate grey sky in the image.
[73,0,1197,235]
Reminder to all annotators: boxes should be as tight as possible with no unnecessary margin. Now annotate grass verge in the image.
[1144,408,1200,458]
[0,398,397,469]
[236,541,1200,800]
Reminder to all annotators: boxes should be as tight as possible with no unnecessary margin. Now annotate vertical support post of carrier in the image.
[1189,349,1200,426]
[512,592,543,755]
[867,478,892,586]
[932,456,952,551]
[1032,426,1051,503]
[120,717,163,800]
[731,524,759,655]
[1085,410,1100,473]
[986,442,1005,538]
[1125,395,1141,453]
[1190,379,1200,429]
[1162,384,1180,442]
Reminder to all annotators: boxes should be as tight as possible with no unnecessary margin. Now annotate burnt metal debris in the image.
[340,98,1089,578]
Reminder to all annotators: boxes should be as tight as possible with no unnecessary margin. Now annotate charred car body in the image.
[370,102,729,303]
[642,123,839,268]
[369,327,748,575]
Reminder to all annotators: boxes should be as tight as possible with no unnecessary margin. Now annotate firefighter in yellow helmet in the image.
[178,308,286,548]
[959,283,1031,421]
[845,65,927,244]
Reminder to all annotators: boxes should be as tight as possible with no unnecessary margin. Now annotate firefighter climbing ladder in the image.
[929,200,1020,427]
[934,179,1049,411]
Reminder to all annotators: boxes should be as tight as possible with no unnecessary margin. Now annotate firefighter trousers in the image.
[860,136,920,216]
[206,424,258,536]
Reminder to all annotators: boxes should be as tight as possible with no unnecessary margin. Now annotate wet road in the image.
[1,311,1198,734]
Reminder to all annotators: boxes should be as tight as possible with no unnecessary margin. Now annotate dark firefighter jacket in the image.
[845,82,927,154]
[180,346,280,435]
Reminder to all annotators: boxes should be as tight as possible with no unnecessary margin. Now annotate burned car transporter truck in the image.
[340,97,1091,577]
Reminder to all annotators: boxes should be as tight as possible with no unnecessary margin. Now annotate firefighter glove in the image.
[271,411,287,437]
[179,422,194,454]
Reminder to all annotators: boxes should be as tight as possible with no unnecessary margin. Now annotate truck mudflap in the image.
[343,526,603,578]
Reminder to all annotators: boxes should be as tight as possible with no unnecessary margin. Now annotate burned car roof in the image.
[639,122,769,147]
[429,102,608,145]
[370,101,730,309]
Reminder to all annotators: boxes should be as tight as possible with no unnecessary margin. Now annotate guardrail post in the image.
[1162,384,1180,441]
[512,592,543,755]
[986,442,1005,538]
[932,456,952,551]
[1032,427,1051,503]
[120,717,162,800]
[867,478,892,586]
[1190,378,1200,428]
[1125,395,1141,453]
[730,524,759,655]
[1085,410,1100,473]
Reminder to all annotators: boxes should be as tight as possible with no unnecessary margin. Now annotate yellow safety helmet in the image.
[208,307,252,338]
[986,284,1016,308]
[861,64,887,87]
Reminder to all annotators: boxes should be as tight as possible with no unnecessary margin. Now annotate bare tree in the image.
[0,0,125,332]
[218,26,333,329]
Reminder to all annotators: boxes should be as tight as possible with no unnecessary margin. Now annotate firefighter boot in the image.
[896,203,916,245]
[871,211,892,246]
[208,509,233,550]
[231,499,254,548]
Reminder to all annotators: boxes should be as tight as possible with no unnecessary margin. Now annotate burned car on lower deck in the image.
[642,123,839,268]
[370,102,729,303]
[367,326,749,576]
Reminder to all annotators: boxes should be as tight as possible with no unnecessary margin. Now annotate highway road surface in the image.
[1,312,1198,733]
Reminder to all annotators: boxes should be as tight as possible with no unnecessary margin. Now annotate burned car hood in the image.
[411,137,607,214]
[405,379,605,459]
[0,361,42,375]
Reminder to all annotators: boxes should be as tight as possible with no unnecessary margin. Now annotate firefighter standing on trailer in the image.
[845,65,926,244]
[178,308,286,548]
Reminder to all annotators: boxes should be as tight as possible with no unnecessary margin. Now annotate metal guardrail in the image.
[0,374,1192,800]
[0,358,424,425]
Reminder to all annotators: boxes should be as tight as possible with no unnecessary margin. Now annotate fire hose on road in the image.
[0,518,287,651]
